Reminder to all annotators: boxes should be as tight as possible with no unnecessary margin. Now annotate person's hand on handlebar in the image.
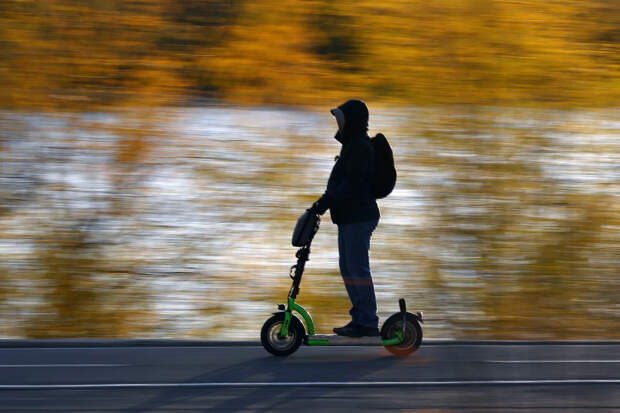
[309,196,329,216]
[308,203,321,216]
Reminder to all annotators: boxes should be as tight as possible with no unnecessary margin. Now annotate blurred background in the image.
[0,0,618,340]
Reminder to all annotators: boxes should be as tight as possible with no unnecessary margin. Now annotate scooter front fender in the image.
[288,299,315,336]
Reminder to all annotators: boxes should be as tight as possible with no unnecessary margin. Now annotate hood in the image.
[331,99,369,145]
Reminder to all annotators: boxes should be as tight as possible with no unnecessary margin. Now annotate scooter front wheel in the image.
[381,312,423,356]
[261,313,305,357]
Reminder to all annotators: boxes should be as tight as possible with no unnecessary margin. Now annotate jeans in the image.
[337,219,379,329]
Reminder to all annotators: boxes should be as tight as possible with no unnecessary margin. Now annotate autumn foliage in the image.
[1,0,618,110]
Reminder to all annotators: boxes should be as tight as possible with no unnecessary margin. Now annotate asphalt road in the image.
[0,341,618,412]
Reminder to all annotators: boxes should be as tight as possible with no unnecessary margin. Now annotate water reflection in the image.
[0,106,618,339]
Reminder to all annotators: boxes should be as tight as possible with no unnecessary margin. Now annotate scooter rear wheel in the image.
[261,313,305,357]
[381,312,423,356]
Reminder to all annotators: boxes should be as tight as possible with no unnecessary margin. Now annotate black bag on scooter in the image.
[292,209,320,247]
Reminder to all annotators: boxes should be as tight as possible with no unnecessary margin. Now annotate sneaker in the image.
[334,323,380,337]
[333,321,355,335]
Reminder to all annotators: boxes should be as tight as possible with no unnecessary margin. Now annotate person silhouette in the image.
[310,99,381,337]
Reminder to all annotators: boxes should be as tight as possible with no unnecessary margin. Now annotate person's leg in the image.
[341,219,379,329]
[338,224,358,325]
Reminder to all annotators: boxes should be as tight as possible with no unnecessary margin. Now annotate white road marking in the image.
[0,379,618,389]
[486,360,620,364]
[0,364,130,368]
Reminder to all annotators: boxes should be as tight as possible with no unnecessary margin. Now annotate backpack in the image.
[370,133,396,199]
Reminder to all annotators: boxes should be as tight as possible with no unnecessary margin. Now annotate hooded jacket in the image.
[314,100,380,225]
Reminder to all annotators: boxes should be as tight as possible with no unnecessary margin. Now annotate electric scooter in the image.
[261,210,423,356]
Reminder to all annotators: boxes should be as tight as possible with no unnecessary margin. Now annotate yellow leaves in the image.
[0,0,618,109]
[205,0,332,105]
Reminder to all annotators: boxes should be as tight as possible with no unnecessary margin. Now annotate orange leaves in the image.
[0,0,618,109]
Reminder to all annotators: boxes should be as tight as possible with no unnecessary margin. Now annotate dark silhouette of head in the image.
[331,99,369,145]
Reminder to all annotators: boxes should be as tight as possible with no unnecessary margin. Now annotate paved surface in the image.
[0,342,618,412]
